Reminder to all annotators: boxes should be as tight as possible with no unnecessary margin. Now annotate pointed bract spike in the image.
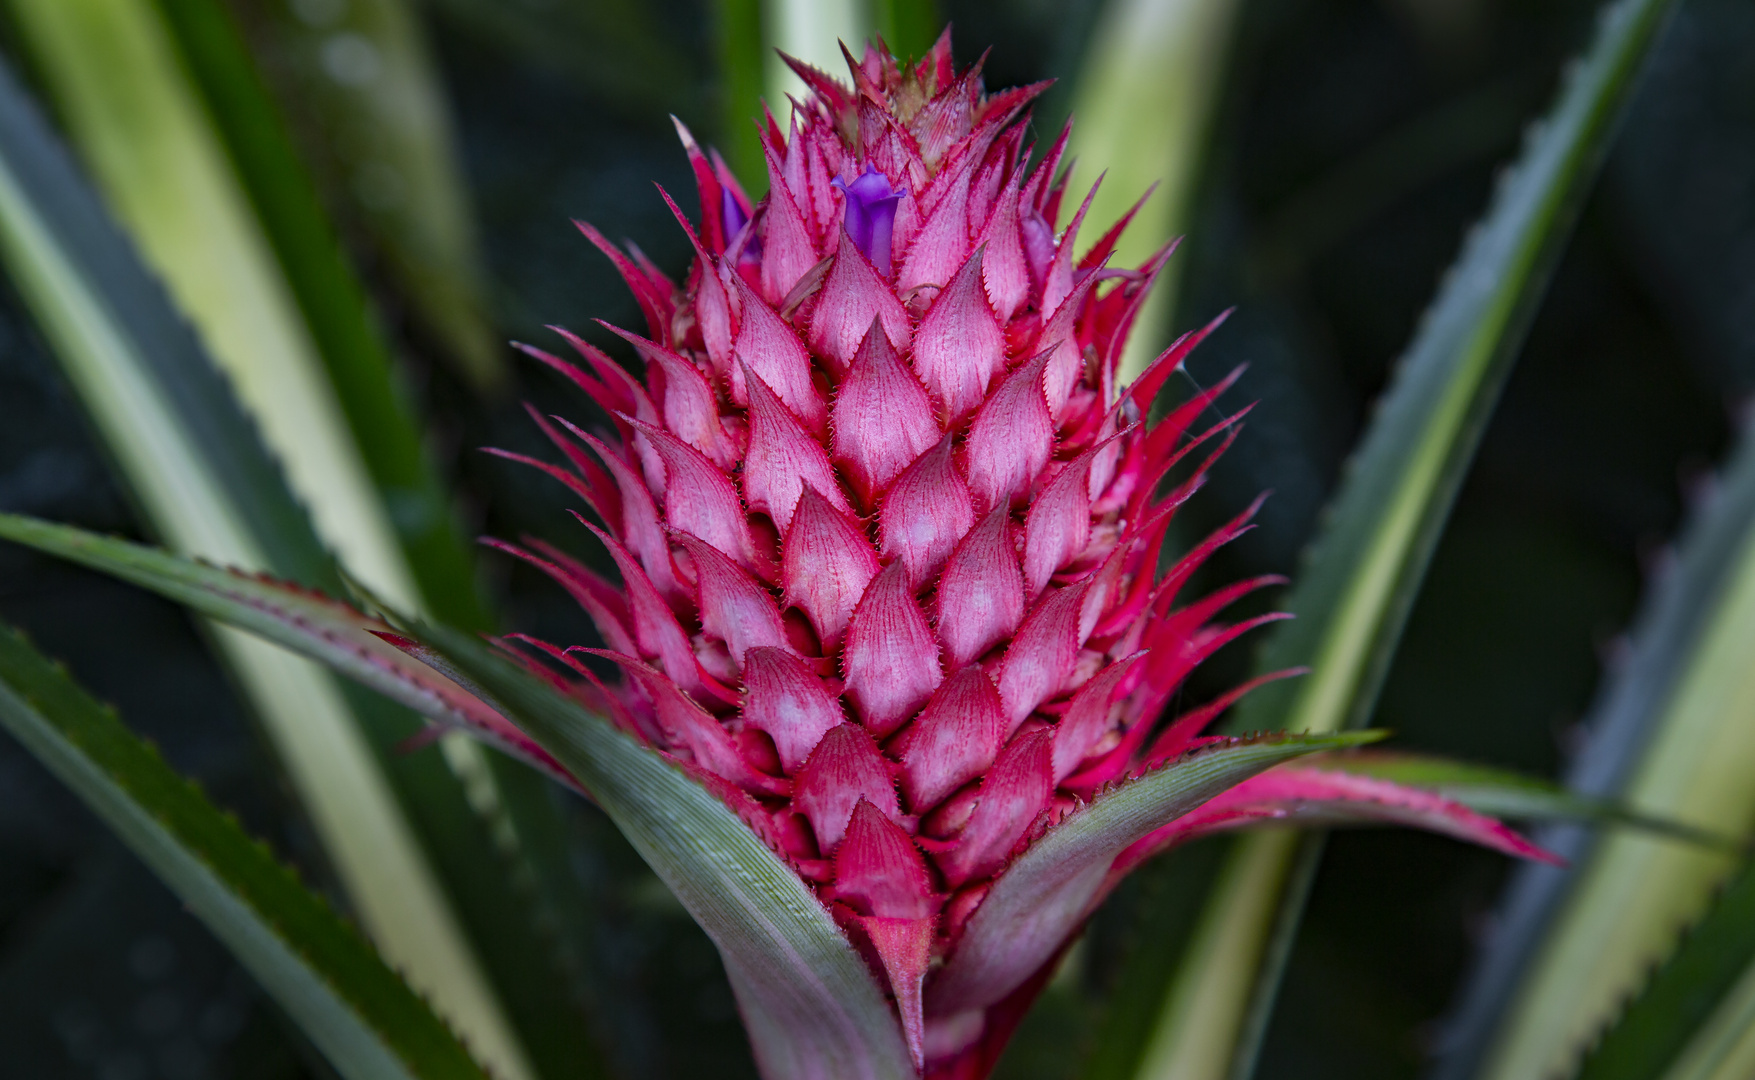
[977,173,1030,321]
[897,158,972,294]
[809,230,913,375]
[782,485,880,651]
[669,530,790,668]
[670,118,724,253]
[540,328,658,426]
[583,650,786,795]
[1124,316,1237,417]
[481,538,637,659]
[729,274,828,437]
[964,353,1054,514]
[794,723,901,852]
[1022,118,1072,216]
[1129,611,1292,732]
[780,52,856,116]
[514,340,624,417]
[575,220,671,343]
[1052,653,1147,783]
[1078,183,1156,272]
[900,668,1008,812]
[1035,272,1100,421]
[913,246,1006,424]
[1039,176,1101,319]
[578,521,704,693]
[696,259,738,381]
[832,321,940,504]
[934,730,1054,887]
[860,917,934,1073]
[740,646,844,772]
[842,563,943,737]
[759,141,821,303]
[832,800,936,919]
[521,404,621,522]
[566,423,681,601]
[601,322,737,469]
[936,508,1026,669]
[1143,668,1306,770]
[997,581,1091,730]
[922,26,955,86]
[624,417,764,576]
[655,185,738,377]
[480,446,606,521]
[1023,436,1125,595]
[741,364,852,534]
[1147,492,1270,618]
[880,437,976,587]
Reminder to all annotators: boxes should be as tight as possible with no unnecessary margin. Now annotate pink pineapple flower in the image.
[487,32,1550,1079]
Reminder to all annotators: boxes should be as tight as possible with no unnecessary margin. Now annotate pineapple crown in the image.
[494,30,1285,1078]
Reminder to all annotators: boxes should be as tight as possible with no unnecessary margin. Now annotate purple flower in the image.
[721,187,750,244]
[833,167,906,277]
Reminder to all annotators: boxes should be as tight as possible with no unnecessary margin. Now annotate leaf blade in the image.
[0,625,490,1080]
[408,620,920,1080]
[0,44,543,1078]
[0,513,919,1080]
[1460,422,1755,1080]
[929,730,1384,1015]
[1109,0,1689,1075]
[1573,858,1755,1080]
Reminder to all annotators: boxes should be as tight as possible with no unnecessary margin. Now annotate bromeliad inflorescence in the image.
[488,33,1549,1080]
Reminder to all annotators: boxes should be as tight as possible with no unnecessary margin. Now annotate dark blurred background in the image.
[1,0,1752,1076]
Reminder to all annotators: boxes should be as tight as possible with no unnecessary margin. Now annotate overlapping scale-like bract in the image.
[486,34,1531,1080]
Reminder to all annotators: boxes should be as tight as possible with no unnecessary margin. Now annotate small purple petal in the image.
[833,167,906,277]
[721,187,749,242]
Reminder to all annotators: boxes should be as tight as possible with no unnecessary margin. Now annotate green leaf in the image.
[405,620,920,1080]
[237,0,505,389]
[1102,0,1688,1075]
[764,0,866,107]
[1454,424,1755,1080]
[1317,752,1737,848]
[0,39,554,1079]
[0,514,560,773]
[929,731,1386,1016]
[869,0,940,61]
[0,512,916,1078]
[0,625,490,1080]
[150,0,491,632]
[1573,858,1755,1080]
[713,0,768,191]
[1066,0,1245,382]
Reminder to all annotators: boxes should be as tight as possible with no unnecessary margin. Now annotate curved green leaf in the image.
[929,730,1384,1015]
[0,625,489,1080]
[1317,752,1737,848]
[1574,858,1755,1080]
[407,620,919,1080]
[1111,0,1688,1075]
[0,513,568,781]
